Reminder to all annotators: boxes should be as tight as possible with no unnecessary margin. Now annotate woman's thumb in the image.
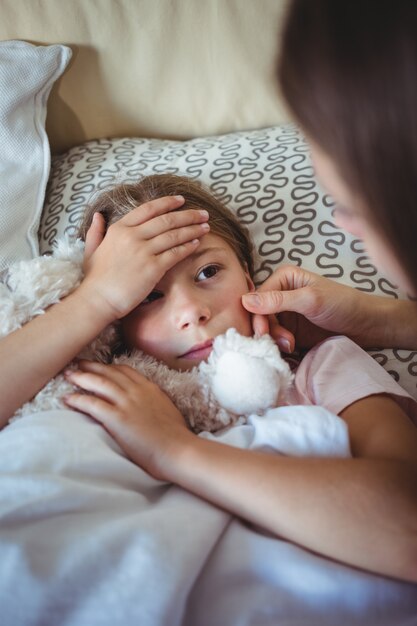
[242,290,287,314]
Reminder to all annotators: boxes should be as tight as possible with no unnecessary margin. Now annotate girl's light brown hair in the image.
[278,0,417,293]
[78,174,255,277]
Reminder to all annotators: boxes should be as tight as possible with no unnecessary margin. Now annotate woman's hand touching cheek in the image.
[63,361,194,481]
[243,265,362,351]
[251,311,296,354]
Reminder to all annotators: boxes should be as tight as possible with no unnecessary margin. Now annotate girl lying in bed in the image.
[1,174,417,583]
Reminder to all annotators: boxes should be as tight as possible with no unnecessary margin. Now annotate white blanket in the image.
[0,407,416,626]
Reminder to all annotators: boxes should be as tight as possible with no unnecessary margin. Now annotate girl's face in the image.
[309,141,414,294]
[121,233,255,370]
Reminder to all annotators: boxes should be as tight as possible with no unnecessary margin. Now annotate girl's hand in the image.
[83,212,106,262]
[64,360,193,481]
[243,265,372,351]
[77,195,210,322]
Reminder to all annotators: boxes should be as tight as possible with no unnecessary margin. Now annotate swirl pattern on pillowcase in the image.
[39,124,417,399]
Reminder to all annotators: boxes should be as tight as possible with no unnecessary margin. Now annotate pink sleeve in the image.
[292,336,417,423]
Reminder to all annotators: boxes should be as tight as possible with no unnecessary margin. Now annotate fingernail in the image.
[277,339,291,353]
[199,210,209,218]
[243,293,261,306]
[175,195,184,202]
[200,222,210,230]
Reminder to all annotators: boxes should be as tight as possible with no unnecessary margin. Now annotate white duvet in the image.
[0,407,416,626]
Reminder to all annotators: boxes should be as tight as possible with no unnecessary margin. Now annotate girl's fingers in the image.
[139,208,209,242]
[65,367,124,403]
[112,362,150,384]
[120,195,185,227]
[150,222,210,255]
[156,239,205,270]
[64,392,116,424]
[78,360,146,386]
[84,212,106,261]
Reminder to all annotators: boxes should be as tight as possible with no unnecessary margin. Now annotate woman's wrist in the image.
[381,298,417,349]
[351,294,417,349]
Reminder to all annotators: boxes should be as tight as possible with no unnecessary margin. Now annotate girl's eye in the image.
[141,290,163,305]
[196,264,221,282]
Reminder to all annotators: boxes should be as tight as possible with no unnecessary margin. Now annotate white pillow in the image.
[39,125,417,400]
[0,40,71,270]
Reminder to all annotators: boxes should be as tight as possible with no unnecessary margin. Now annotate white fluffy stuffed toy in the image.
[0,238,294,433]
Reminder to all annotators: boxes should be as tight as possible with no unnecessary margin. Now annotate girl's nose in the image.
[173,291,211,330]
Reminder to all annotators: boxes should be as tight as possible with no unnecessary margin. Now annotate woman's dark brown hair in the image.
[78,174,255,277]
[278,0,417,292]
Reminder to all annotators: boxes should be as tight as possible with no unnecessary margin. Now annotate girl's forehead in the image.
[159,234,240,284]
[184,233,237,262]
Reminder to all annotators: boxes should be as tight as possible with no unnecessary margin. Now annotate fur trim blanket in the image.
[0,238,293,433]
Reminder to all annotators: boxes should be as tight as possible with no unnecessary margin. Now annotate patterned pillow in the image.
[39,124,417,399]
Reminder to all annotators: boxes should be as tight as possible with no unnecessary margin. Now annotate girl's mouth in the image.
[180,339,213,360]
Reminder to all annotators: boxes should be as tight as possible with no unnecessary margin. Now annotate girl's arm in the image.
[0,290,113,428]
[65,362,417,584]
[0,197,209,427]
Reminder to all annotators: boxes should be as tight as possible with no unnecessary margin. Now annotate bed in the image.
[1,2,417,624]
